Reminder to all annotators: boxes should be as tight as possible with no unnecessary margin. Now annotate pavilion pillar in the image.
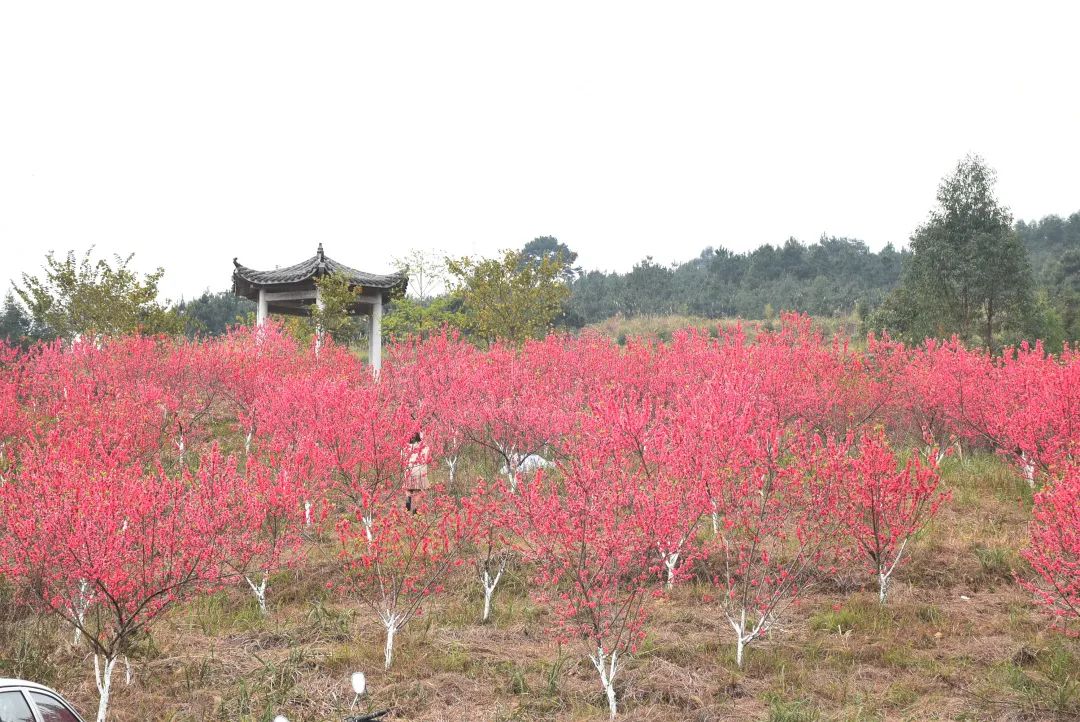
[314,285,325,353]
[257,289,268,326]
[369,295,382,373]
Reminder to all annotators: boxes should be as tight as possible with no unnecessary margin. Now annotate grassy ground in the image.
[2,453,1078,721]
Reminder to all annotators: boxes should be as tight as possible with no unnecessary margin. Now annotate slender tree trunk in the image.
[728,608,768,668]
[94,654,116,722]
[380,611,401,670]
[1021,452,1036,488]
[245,572,269,615]
[878,539,907,605]
[384,625,395,669]
[480,560,505,623]
[589,646,619,719]
[72,579,91,646]
[664,552,679,590]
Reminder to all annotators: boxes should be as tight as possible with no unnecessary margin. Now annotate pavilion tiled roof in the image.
[232,244,407,294]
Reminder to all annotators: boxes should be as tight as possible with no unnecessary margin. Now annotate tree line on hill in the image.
[566,236,908,325]
[2,155,1078,351]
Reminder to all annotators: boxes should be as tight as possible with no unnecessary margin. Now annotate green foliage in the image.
[309,272,367,344]
[383,294,466,340]
[282,272,368,346]
[175,290,255,337]
[520,236,580,284]
[383,250,465,339]
[446,249,570,345]
[1020,216,1080,344]
[14,248,183,341]
[0,293,33,346]
[874,155,1034,350]
[568,237,907,326]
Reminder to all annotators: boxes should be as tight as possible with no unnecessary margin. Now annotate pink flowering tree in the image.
[337,490,469,669]
[1019,464,1080,631]
[0,341,24,474]
[707,428,839,668]
[313,368,418,537]
[226,459,307,614]
[835,430,945,603]
[512,440,660,719]
[0,443,239,722]
[461,478,516,622]
[458,340,577,492]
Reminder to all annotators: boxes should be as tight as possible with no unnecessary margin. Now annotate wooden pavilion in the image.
[232,244,407,370]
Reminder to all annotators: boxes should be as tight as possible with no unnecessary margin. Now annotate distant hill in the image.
[567,236,907,326]
[566,212,1080,328]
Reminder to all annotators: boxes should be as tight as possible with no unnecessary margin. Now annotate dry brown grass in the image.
[2,453,1079,722]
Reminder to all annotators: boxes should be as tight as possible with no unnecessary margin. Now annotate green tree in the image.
[446,249,570,345]
[520,236,580,283]
[14,249,183,341]
[280,272,366,346]
[283,271,400,348]
[874,155,1033,349]
[0,293,32,346]
[175,290,254,337]
[382,294,466,339]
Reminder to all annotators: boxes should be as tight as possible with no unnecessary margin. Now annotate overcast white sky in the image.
[1,1,1078,302]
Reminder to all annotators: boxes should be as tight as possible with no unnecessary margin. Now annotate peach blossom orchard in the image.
[0,317,1077,720]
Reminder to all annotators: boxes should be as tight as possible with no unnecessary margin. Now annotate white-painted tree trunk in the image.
[175,435,185,466]
[244,430,253,457]
[662,550,680,590]
[658,535,688,590]
[362,513,374,543]
[588,646,619,719]
[72,579,91,646]
[480,560,505,622]
[710,499,721,535]
[727,608,770,668]
[1021,453,1036,488]
[94,654,116,722]
[304,500,312,527]
[501,447,522,494]
[124,655,132,686]
[445,455,458,484]
[380,611,401,670]
[877,538,907,605]
[246,573,269,615]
